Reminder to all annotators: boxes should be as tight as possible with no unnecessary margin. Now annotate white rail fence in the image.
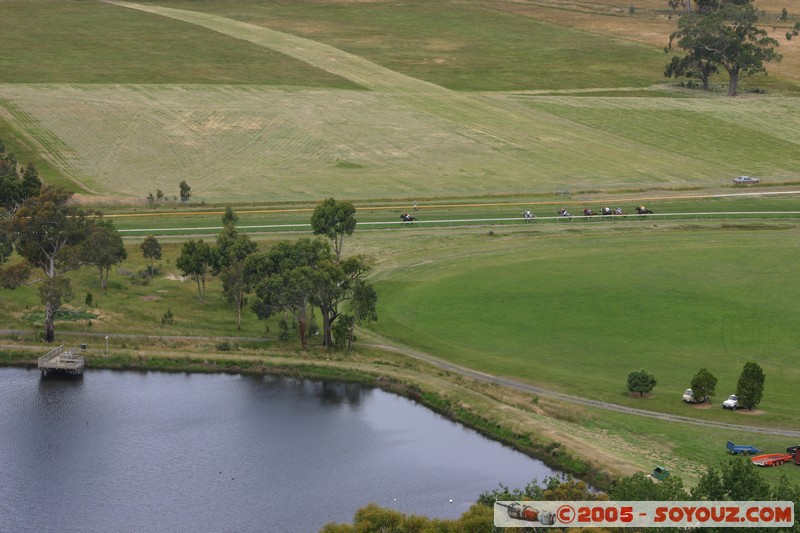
[118,211,800,237]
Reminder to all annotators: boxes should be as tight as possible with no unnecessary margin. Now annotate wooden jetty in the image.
[38,345,85,376]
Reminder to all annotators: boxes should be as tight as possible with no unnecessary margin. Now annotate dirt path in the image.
[0,329,268,344]
[362,339,800,438]
[5,327,797,438]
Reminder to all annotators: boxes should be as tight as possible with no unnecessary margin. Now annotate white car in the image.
[733,175,759,185]
[722,394,739,409]
[682,388,708,404]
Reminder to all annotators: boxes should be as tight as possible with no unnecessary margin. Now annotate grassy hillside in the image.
[0,1,359,86]
[0,0,797,202]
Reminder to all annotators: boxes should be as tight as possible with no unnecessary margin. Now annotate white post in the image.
[105,336,109,355]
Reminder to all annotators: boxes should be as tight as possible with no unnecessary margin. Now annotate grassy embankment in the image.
[1,0,799,486]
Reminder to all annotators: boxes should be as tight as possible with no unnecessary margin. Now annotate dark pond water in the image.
[0,367,557,532]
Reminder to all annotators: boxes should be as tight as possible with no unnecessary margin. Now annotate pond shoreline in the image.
[0,346,612,490]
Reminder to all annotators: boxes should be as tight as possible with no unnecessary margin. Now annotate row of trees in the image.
[147,180,192,204]
[627,361,766,409]
[665,0,783,95]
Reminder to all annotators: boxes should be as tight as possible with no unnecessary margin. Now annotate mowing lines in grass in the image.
[103,3,706,191]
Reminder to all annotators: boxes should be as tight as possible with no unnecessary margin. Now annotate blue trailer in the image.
[727,440,760,455]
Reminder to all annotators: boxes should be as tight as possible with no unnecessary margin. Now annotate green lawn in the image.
[0,0,358,87]
[146,0,668,91]
[369,224,800,428]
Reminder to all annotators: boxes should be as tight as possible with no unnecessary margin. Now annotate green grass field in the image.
[368,224,800,426]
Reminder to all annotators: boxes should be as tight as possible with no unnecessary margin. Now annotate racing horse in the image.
[583,208,596,217]
[522,210,535,222]
[635,205,653,214]
[401,213,417,222]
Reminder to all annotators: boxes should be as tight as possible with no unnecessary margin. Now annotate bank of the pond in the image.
[0,347,612,490]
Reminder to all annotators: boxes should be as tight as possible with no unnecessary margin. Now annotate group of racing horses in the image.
[401,205,654,223]
[551,205,653,219]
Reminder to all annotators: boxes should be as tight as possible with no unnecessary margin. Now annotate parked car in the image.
[733,175,759,185]
[722,394,739,409]
[682,388,708,404]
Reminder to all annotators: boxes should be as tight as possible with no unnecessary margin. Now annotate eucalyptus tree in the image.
[214,209,257,330]
[315,255,372,348]
[334,279,378,352]
[176,239,213,303]
[6,186,89,341]
[668,2,780,96]
[140,235,162,278]
[179,180,191,203]
[83,219,127,289]
[247,238,330,349]
[311,198,356,260]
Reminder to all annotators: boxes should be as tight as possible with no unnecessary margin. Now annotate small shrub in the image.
[216,340,232,351]
[130,274,150,286]
[161,309,176,325]
[85,292,94,307]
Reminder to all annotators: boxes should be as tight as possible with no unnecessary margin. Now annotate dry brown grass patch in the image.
[494,0,799,82]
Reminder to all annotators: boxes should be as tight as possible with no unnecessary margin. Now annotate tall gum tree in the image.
[669,2,780,96]
[7,186,88,341]
[316,255,371,348]
[247,238,330,350]
[311,198,356,261]
[83,218,127,290]
[176,239,213,303]
[214,211,257,330]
